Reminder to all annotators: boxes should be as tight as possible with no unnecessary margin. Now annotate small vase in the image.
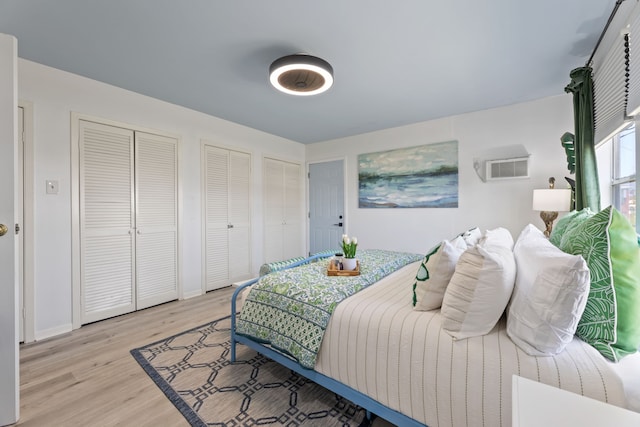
[342,257,358,271]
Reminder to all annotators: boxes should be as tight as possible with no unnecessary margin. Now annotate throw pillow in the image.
[413,236,467,311]
[481,227,515,250]
[458,226,482,247]
[560,206,640,362]
[549,208,593,248]
[549,210,580,247]
[507,224,590,356]
[441,232,516,340]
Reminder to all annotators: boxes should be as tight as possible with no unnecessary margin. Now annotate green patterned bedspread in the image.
[236,249,422,368]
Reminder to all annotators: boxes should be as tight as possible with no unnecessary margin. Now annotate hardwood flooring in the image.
[14,286,394,427]
[15,286,236,427]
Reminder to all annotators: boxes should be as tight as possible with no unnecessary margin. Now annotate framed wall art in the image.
[358,140,458,208]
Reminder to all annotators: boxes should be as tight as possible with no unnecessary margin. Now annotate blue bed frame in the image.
[230,253,426,427]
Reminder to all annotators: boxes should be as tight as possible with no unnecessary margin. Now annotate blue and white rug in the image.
[131,316,368,427]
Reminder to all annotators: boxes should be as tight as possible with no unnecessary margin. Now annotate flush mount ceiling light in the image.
[269,54,333,96]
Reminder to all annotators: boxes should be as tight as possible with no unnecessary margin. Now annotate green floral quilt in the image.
[236,249,422,368]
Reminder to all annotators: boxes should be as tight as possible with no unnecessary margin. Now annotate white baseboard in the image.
[35,323,73,341]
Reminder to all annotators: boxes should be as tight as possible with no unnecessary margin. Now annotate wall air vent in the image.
[472,144,530,182]
[486,157,529,180]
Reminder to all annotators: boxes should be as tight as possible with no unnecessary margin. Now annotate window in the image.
[596,123,637,230]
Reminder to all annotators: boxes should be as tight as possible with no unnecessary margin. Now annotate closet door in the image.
[228,151,251,280]
[135,132,178,309]
[263,158,303,263]
[204,145,251,290]
[80,121,135,324]
[205,146,230,290]
[283,162,303,260]
[264,158,285,263]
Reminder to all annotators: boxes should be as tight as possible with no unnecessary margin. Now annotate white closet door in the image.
[80,121,135,324]
[135,132,178,309]
[263,158,303,263]
[283,162,303,260]
[204,146,251,289]
[228,151,251,280]
[205,146,230,290]
[263,158,285,263]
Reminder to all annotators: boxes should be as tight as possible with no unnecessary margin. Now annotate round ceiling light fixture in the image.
[269,54,334,96]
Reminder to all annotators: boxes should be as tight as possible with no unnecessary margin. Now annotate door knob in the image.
[0,224,7,236]
[333,222,343,227]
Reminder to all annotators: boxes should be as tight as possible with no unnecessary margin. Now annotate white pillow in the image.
[481,227,515,250]
[507,224,590,356]
[413,236,467,311]
[441,233,516,340]
[459,226,482,247]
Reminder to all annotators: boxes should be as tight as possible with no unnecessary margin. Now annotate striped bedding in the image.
[314,261,632,427]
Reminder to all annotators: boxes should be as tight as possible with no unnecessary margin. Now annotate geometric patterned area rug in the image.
[131,316,369,427]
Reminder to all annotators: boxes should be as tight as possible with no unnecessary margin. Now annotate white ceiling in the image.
[0,1,617,144]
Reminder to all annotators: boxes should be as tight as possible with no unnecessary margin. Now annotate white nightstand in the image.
[512,375,640,427]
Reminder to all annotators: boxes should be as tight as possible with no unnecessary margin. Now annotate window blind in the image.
[627,13,640,116]
[593,33,629,144]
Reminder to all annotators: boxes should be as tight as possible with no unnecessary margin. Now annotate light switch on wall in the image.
[46,180,59,194]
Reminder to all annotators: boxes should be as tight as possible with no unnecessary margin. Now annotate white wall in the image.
[18,59,305,340]
[306,95,574,255]
[0,33,19,425]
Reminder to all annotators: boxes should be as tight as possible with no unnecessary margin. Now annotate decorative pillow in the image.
[441,232,516,340]
[549,210,579,246]
[413,236,467,311]
[560,206,640,362]
[480,227,514,250]
[549,208,593,248]
[507,224,590,356]
[458,226,482,247]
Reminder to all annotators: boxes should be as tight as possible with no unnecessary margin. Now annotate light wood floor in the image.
[15,286,236,427]
[15,286,394,427]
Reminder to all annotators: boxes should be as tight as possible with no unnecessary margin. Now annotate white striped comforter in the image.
[315,261,630,427]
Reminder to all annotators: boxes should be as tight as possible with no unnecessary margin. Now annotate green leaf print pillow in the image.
[549,208,593,248]
[560,206,640,362]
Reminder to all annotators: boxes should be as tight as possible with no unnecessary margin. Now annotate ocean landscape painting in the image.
[358,140,458,208]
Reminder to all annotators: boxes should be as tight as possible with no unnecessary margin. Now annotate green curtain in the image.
[564,66,601,212]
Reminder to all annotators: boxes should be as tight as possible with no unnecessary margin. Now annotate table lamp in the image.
[532,177,572,237]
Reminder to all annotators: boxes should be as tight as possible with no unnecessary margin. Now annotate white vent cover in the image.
[473,144,530,182]
[486,157,529,180]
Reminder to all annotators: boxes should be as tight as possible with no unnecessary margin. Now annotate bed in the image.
[230,212,640,427]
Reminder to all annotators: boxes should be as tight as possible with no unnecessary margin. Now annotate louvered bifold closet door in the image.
[135,132,178,309]
[282,162,303,260]
[80,121,135,324]
[263,158,285,264]
[228,151,251,280]
[205,146,230,290]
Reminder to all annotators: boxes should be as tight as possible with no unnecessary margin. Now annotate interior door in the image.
[204,145,251,290]
[134,132,178,309]
[228,150,251,280]
[0,33,19,425]
[205,146,230,290]
[264,158,285,263]
[309,160,344,254]
[283,161,303,260]
[17,106,24,342]
[80,120,136,324]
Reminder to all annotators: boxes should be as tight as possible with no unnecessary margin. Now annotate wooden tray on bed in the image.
[327,261,360,276]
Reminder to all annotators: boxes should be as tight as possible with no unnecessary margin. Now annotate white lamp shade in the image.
[532,189,572,212]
